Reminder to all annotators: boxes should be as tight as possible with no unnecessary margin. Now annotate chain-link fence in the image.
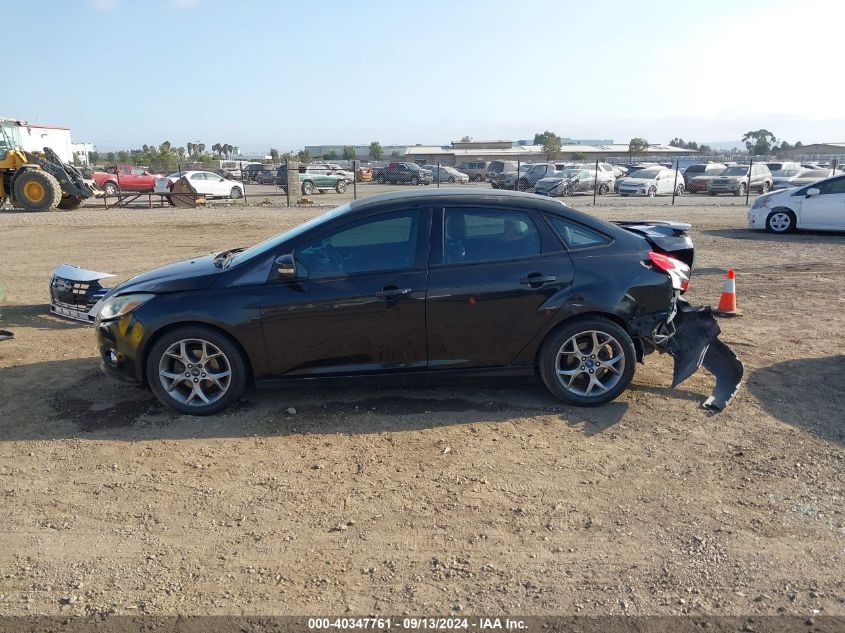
[58,151,845,211]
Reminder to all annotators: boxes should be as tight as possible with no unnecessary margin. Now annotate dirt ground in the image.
[0,190,843,619]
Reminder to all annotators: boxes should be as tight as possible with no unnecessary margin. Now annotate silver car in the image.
[424,165,470,184]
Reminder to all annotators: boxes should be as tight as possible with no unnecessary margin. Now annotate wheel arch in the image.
[138,320,255,388]
[529,310,637,368]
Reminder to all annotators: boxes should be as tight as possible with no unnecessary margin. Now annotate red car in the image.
[92,164,162,195]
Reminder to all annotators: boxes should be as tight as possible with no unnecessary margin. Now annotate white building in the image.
[71,142,95,166]
[1,117,74,163]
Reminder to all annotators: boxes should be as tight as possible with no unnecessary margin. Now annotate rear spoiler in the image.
[613,221,695,268]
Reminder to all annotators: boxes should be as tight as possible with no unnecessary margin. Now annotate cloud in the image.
[89,0,118,9]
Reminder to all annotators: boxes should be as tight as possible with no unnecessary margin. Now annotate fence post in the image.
[241,169,247,204]
[593,159,599,205]
[746,158,753,205]
[353,159,357,200]
[437,161,440,188]
[516,158,520,191]
[672,159,680,205]
[285,158,290,207]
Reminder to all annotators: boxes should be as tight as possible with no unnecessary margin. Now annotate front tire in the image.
[736,183,747,197]
[13,170,62,211]
[598,183,609,195]
[538,317,636,406]
[766,209,796,234]
[760,181,770,193]
[230,186,243,199]
[675,184,684,196]
[103,181,118,196]
[647,187,656,197]
[146,326,248,416]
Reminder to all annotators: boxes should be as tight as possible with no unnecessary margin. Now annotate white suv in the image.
[748,173,845,233]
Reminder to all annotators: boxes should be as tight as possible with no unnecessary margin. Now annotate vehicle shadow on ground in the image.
[701,228,845,243]
[0,304,89,330]
[0,358,655,442]
[747,355,845,446]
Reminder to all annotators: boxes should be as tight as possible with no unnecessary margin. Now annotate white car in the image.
[617,167,683,197]
[748,173,845,233]
[154,171,244,198]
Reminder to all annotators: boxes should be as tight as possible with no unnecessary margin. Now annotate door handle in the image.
[519,274,557,286]
[376,287,412,298]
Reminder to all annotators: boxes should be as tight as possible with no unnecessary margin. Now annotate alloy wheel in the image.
[768,211,793,232]
[158,339,232,407]
[555,330,626,398]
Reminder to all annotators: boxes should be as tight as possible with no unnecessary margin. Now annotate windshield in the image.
[722,166,749,176]
[229,203,353,265]
[629,168,660,179]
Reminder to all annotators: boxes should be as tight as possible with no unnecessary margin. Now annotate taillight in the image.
[648,251,690,292]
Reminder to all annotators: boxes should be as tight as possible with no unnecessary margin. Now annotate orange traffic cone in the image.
[713,269,742,317]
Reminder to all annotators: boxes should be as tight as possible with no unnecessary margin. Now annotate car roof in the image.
[347,187,575,212]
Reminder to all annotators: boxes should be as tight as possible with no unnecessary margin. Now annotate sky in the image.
[5,0,845,152]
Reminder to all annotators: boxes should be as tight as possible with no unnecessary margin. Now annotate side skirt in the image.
[254,365,536,390]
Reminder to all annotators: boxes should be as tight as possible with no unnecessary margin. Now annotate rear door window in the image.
[442,208,541,265]
[545,216,611,250]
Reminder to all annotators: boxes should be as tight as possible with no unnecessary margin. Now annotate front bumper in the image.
[96,313,147,383]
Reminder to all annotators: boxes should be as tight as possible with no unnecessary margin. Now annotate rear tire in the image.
[103,181,118,196]
[675,184,684,196]
[230,186,243,199]
[736,183,747,197]
[301,181,315,195]
[12,169,62,212]
[57,196,84,210]
[335,180,347,193]
[538,317,636,406]
[146,325,248,416]
[410,176,419,186]
[598,183,609,195]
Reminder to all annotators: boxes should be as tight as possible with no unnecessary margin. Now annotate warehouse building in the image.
[0,117,75,163]
[405,139,692,166]
[778,143,845,162]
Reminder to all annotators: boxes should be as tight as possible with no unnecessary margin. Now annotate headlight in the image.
[98,293,154,321]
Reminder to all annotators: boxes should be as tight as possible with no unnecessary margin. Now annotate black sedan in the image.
[94,189,742,415]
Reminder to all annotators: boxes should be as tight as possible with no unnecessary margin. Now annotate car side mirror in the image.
[275,253,297,279]
[806,188,820,197]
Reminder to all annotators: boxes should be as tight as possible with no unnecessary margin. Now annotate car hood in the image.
[620,177,656,186]
[110,254,222,295]
[536,176,569,186]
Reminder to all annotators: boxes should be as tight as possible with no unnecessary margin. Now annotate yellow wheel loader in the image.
[0,120,95,211]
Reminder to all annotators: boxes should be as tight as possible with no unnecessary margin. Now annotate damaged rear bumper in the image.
[648,299,744,410]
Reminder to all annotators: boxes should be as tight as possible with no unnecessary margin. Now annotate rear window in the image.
[546,216,611,249]
[685,165,705,174]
